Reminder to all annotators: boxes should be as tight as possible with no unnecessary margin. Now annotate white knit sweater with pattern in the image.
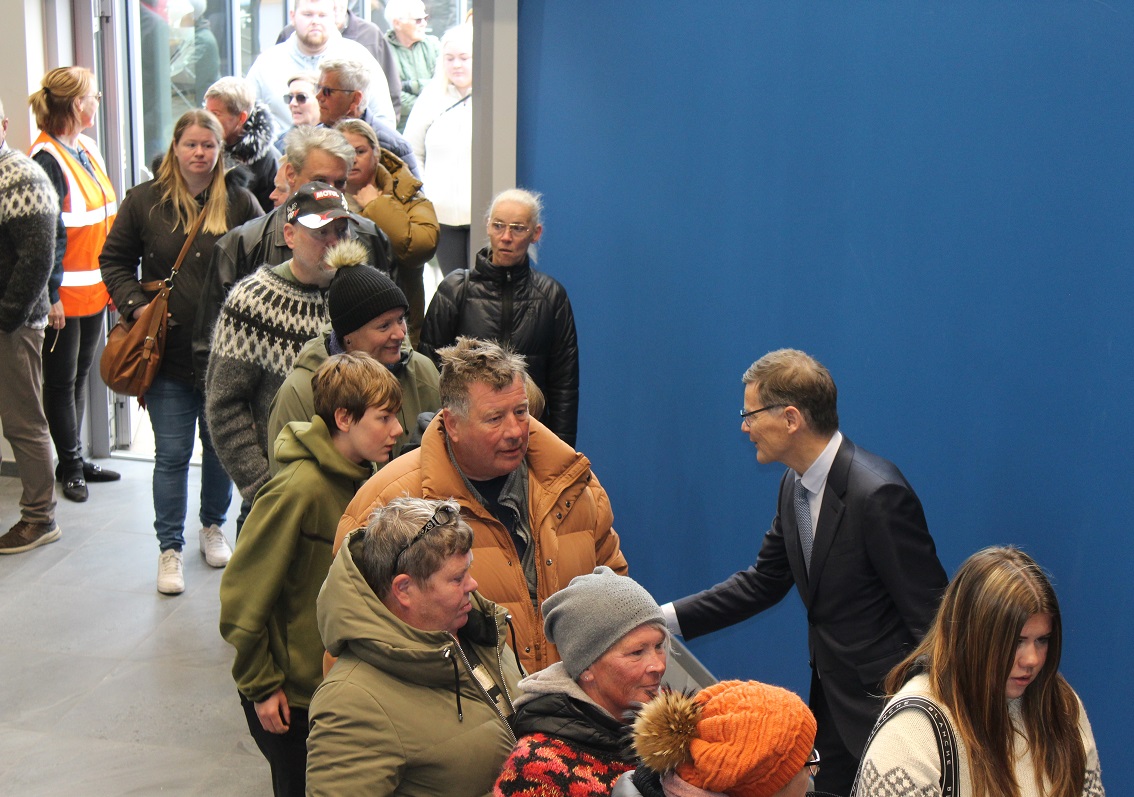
[855,673,1104,797]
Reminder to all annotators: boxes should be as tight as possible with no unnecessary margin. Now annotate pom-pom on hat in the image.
[542,566,665,679]
[326,239,408,339]
[285,181,351,228]
[632,680,816,797]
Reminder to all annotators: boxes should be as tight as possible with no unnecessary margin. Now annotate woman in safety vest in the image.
[29,66,120,503]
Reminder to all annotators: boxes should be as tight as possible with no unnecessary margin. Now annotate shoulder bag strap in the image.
[859,696,959,797]
[139,207,207,293]
[167,208,208,283]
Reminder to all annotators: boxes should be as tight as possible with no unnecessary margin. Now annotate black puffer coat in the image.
[419,247,580,446]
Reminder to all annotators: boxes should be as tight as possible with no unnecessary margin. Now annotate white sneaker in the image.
[157,549,185,594]
[199,524,232,568]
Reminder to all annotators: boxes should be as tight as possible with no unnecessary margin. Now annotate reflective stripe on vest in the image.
[61,269,107,287]
[30,132,118,316]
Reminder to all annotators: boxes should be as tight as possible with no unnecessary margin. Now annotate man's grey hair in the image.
[437,337,529,418]
[384,0,423,26]
[319,58,371,97]
[204,76,254,115]
[284,125,356,173]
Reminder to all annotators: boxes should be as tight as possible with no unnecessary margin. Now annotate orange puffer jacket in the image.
[335,414,627,674]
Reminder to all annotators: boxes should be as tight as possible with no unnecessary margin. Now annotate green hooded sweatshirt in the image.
[219,416,371,708]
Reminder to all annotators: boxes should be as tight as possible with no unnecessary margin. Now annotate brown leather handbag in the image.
[99,211,205,397]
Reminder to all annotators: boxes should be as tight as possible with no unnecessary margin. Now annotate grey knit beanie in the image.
[328,265,408,339]
[543,566,665,679]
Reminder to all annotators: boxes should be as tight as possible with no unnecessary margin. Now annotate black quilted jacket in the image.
[419,248,580,446]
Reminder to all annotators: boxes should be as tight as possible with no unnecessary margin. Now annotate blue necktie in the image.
[795,480,814,571]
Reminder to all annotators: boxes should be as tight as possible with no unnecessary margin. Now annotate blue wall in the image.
[516,1,1131,786]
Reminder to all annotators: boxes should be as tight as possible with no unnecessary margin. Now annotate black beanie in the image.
[328,265,409,339]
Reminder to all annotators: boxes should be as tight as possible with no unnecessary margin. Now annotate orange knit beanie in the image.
[633,680,816,797]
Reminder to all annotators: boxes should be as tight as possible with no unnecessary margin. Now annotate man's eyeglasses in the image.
[489,220,530,235]
[739,404,783,427]
[316,85,354,99]
[284,92,311,104]
[393,504,458,573]
[412,15,430,23]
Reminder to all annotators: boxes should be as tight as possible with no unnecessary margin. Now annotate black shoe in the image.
[62,477,89,502]
[82,460,121,482]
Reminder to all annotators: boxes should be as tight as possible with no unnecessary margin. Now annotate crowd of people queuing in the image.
[0,2,1108,796]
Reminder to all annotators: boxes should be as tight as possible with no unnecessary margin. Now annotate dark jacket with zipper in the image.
[419,247,580,446]
[99,179,263,385]
[495,662,637,795]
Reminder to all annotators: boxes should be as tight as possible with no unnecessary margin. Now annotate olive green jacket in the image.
[306,532,522,796]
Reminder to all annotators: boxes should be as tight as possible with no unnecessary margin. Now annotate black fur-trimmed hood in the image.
[227,101,277,164]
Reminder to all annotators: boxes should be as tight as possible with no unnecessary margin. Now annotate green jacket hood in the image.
[275,415,370,483]
[318,530,520,687]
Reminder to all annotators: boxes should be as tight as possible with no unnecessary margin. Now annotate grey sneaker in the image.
[0,520,62,554]
[157,549,185,594]
[198,524,232,567]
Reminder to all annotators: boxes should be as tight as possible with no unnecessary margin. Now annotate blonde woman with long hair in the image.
[100,109,262,595]
[855,546,1105,797]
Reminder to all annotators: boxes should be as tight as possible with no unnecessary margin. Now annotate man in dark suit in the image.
[663,348,947,796]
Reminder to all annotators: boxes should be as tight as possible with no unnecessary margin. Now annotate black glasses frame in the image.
[392,505,457,573]
[739,404,784,425]
[316,85,355,99]
[805,747,821,777]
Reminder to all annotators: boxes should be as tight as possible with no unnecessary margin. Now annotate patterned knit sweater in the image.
[856,674,1105,797]
[205,263,328,499]
[0,146,58,332]
[494,663,636,797]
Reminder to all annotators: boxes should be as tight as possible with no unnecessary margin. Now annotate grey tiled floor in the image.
[0,458,270,795]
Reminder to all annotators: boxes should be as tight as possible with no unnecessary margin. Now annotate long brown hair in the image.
[153,110,229,235]
[886,546,1085,797]
[29,66,93,136]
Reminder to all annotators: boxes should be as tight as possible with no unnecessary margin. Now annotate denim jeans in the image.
[146,373,232,551]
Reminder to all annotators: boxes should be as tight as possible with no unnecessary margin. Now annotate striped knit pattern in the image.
[205,264,329,498]
[0,147,59,331]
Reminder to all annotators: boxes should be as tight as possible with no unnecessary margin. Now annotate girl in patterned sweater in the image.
[855,546,1105,797]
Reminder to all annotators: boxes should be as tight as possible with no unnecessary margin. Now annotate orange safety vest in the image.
[30,132,118,317]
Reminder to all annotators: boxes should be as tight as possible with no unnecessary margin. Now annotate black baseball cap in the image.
[285,181,351,228]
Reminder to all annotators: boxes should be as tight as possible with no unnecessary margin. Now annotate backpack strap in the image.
[859,696,959,797]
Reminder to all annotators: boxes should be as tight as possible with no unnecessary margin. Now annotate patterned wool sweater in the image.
[205,263,328,499]
[0,147,58,332]
[494,663,635,797]
[856,673,1105,797]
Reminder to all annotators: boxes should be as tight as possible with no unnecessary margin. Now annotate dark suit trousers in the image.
[811,670,859,797]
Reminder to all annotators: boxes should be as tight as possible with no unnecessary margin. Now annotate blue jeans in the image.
[146,374,232,551]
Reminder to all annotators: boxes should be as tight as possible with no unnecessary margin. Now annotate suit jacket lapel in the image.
[806,437,854,601]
